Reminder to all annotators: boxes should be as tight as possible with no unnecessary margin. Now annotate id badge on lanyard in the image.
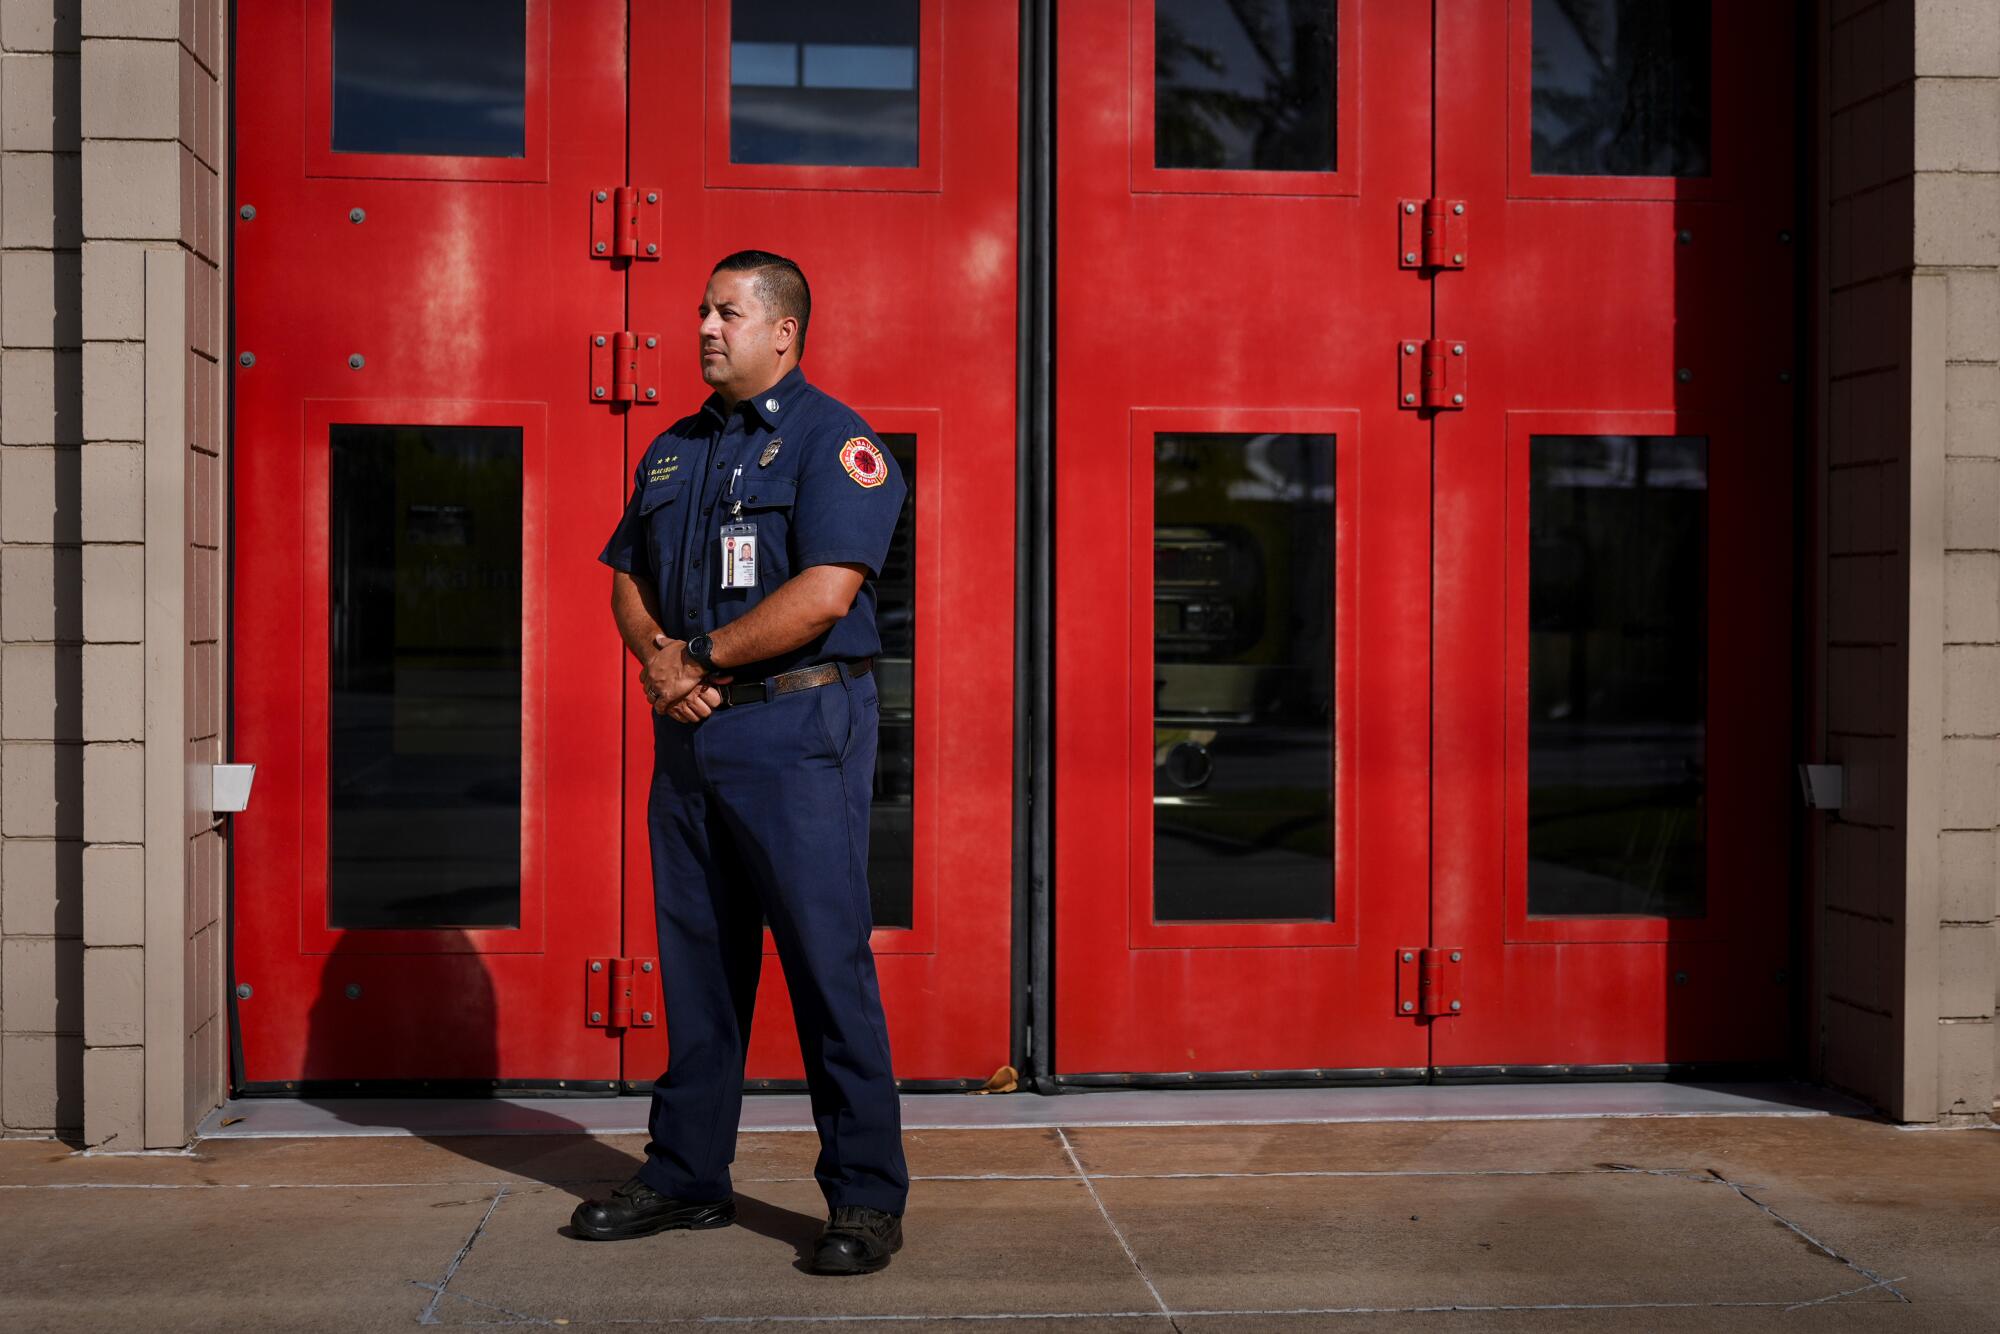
[719,465,757,589]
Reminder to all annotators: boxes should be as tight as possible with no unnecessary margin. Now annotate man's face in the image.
[697,269,791,400]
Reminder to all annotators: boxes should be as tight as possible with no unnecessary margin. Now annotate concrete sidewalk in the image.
[2,1102,1995,1331]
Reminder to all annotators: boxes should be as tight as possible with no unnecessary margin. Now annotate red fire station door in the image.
[624,0,1019,1086]
[233,0,1017,1089]
[1430,1,1798,1069]
[1053,1,1437,1078]
[1053,0,1795,1079]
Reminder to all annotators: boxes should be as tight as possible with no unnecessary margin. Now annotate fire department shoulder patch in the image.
[839,436,888,488]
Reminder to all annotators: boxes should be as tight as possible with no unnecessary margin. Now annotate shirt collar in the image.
[702,365,808,430]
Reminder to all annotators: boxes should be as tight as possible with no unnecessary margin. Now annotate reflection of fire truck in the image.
[1151,435,1335,919]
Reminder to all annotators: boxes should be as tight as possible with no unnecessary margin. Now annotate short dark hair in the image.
[712,250,811,355]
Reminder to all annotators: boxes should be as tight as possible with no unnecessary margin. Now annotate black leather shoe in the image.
[809,1205,904,1275]
[570,1174,735,1241]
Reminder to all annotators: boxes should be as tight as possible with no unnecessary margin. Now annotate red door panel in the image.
[1052,0,1435,1077]
[623,0,1020,1085]
[1430,0,1797,1067]
[233,0,629,1084]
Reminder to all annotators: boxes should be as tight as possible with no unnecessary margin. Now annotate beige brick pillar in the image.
[0,0,84,1137]
[75,0,222,1148]
[1818,0,1999,1123]
[1916,0,2000,1120]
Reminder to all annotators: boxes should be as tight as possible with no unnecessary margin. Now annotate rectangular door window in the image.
[1154,0,1336,172]
[328,425,524,929]
[332,0,527,157]
[869,434,918,931]
[1528,435,1707,918]
[1154,432,1335,923]
[1530,0,1710,177]
[730,0,920,166]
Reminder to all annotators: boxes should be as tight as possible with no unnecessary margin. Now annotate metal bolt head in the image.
[1450,951,1462,962]
[641,961,654,972]
[1677,368,1693,383]
[640,1011,654,1023]
[239,204,256,220]
[1450,1000,1462,1012]
[348,207,365,224]
[1778,370,1792,383]
[590,961,604,972]
[1453,252,1464,264]
[235,983,253,1000]
[1452,203,1464,215]
[1452,393,1464,405]
[595,242,607,254]
[1674,971,1690,986]
[1404,202,1417,215]
[594,334,607,347]
[344,983,362,1000]
[238,351,255,367]
[1403,344,1416,355]
[646,243,658,255]
[646,388,657,400]
[1403,392,1417,405]
[1452,344,1464,356]
[595,190,608,202]
[590,1010,603,1023]
[646,191,658,204]
[594,386,606,398]
[1402,1001,1415,1012]
[1402,952,1415,962]
[645,336,657,348]
[1404,252,1418,264]
[348,354,365,370]
[1778,230,1792,243]
[1677,229,1693,244]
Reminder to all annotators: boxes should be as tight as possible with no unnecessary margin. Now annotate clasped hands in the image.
[641,634,733,723]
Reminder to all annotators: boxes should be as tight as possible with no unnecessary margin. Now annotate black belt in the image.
[717,658,871,709]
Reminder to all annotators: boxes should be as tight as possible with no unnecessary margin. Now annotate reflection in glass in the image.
[329,426,523,929]
[1529,436,1707,917]
[1154,434,1335,922]
[731,0,920,167]
[868,435,917,931]
[1531,0,1710,177]
[1155,0,1336,172]
[332,0,527,157]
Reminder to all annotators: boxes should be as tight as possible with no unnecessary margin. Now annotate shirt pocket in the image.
[737,474,798,584]
[639,480,688,577]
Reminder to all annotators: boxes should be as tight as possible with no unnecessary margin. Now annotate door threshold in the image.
[195,1080,1870,1140]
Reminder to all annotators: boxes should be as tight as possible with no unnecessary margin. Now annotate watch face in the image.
[690,635,712,661]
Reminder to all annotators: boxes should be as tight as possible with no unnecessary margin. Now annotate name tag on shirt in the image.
[720,523,758,589]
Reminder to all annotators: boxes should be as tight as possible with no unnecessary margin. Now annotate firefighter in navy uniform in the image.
[572,251,910,1275]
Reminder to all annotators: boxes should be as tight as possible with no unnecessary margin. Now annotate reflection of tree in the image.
[1156,0,1334,172]
[1530,0,1709,177]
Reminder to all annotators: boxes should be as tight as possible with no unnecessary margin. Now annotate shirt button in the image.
[686,610,698,621]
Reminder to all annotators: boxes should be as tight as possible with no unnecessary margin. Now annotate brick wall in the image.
[1819,0,1998,1122]
[0,0,84,1136]
[0,0,222,1145]
[76,0,223,1147]
[1918,0,2000,1118]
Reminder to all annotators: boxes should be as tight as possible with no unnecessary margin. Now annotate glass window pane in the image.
[332,0,527,158]
[1154,433,1335,923]
[1531,0,1711,177]
[1155,0,1336,172]
[869,435,917,931]
[329,425,523,930]
[1528,436,1707,918]
[731,0,920,167]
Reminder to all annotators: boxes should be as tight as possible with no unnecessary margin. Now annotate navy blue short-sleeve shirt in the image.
[599,365,906,678]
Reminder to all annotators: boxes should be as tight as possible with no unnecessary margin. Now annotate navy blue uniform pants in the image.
[637,667,909,1215]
